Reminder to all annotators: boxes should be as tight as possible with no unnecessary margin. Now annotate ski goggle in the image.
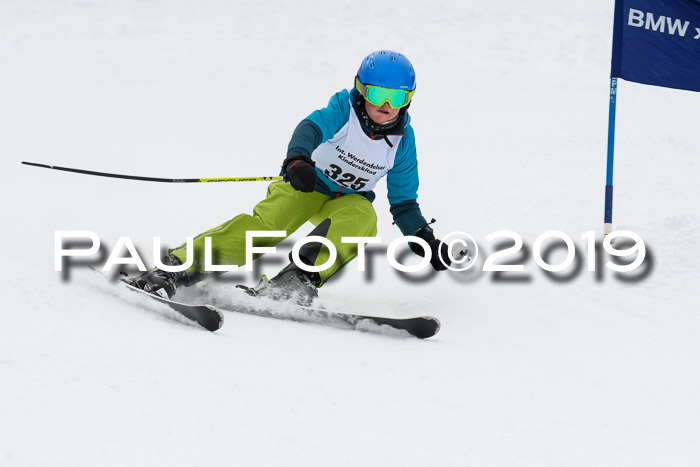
[355,77,415,109]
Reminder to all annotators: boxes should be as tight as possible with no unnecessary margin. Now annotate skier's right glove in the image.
[282,154,317,193]
[409,227,451,271]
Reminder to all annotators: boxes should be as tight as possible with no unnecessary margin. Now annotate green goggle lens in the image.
[355,78,415,109]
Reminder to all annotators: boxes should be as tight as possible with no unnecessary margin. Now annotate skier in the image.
[128,50,451,303]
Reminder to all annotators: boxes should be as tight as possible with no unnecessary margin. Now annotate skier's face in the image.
[364,100,400,125]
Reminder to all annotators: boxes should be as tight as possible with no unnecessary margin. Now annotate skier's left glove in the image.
[409,227,451,271]
[283,154,317,193]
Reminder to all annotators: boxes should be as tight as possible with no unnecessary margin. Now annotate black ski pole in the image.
[21,161,283,183]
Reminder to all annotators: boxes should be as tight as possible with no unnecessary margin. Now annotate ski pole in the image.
[21,161,283,183]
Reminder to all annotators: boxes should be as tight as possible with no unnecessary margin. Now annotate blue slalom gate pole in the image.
[604,77,617,238]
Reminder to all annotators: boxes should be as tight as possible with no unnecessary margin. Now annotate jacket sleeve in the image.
[287,90,351,157]
[387,126,431,235]
[286,120,322,158]
[390,200,430,236]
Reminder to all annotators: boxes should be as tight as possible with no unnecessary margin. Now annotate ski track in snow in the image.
[1,0,700,466]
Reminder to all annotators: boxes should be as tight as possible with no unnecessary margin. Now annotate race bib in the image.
[311,99,402,192]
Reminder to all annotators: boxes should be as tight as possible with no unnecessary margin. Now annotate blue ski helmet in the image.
[356,50,416,91]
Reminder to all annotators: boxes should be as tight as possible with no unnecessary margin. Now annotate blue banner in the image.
[611,0,700,92]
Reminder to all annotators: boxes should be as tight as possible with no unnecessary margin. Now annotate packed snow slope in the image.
[1,1,699,466]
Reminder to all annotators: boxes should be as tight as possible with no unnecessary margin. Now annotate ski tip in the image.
[205,305,225,331]
[432,317,441,337]
[415,316,440,339]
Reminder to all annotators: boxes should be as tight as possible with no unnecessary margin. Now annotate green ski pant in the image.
[170,181,378,285]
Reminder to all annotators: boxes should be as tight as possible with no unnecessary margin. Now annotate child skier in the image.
[128,50,451,303]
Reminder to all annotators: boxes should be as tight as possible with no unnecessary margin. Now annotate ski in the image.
[93,269,434,337]
[122,282,224,332]
[221,301,440,339]
[90,268,224,332]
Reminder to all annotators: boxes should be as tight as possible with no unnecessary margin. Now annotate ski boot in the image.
[237,263,320,306]
[122,254,186,299]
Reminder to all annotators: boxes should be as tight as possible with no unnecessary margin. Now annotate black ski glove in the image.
[409,227,451,271]
[282,154,317,193]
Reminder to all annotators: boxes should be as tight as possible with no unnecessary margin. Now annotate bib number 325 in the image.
[324,164,369,191]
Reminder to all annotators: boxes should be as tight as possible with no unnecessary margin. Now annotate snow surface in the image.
[1,1,700,466]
